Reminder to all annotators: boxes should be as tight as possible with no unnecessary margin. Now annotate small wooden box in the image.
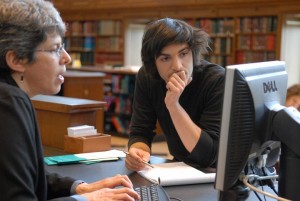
[31,95,106,149]
[64,134,111,153]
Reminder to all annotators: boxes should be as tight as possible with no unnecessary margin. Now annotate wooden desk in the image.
[32,95,106,149]
[45,156,277,201]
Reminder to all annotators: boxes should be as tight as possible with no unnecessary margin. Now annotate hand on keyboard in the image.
[134,184,171,201]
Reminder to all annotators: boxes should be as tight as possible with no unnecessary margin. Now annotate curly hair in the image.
[141,18,211,79]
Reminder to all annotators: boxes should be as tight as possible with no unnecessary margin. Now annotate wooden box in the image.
[31,95,106,149]
[64,134,111,153]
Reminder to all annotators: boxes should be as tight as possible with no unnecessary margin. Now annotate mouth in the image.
[57,74,64,83]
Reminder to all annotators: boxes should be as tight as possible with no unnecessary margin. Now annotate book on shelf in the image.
[70,21,83,36]
[98,20,121,35]
[236,51,276,64]
[196,18,234,36]
[97,37,122,52]
[111,116,126,134]
[236,16,277,34]
[83,21,97,36]
[83,37,95,51]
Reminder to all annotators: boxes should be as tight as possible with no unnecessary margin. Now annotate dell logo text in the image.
[263,81,278,93]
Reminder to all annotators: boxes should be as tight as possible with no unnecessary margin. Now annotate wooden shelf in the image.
[65,20,124,67]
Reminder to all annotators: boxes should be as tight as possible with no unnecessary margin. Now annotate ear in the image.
[5,50,27,73]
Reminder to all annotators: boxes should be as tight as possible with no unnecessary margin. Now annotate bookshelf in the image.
[184,16,277,67]
[194,18,235,67]
[235,16,277,64]
[65,20,123,67]
[104,73,135,136]
[66,66,138,137]
[63,16,278,68]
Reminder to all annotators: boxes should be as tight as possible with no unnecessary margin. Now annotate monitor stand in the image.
[218,181,250,201]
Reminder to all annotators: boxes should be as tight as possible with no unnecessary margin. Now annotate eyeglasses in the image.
[35,43,65,57]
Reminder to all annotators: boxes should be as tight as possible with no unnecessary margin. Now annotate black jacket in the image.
[0,72,76,201]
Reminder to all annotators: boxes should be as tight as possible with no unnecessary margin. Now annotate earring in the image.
[20,74,24,82]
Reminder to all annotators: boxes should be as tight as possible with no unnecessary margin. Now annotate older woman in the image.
[0,0,139,200]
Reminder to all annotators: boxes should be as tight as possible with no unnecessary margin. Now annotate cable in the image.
[261,167,278,195]
[249,165,264,201]
[253,190,263,201]
[169,197,184,201]
[241,174,291,201]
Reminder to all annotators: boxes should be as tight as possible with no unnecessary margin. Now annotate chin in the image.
[48,86,61,96]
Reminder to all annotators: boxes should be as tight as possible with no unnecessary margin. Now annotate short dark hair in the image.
[141,18,211,79]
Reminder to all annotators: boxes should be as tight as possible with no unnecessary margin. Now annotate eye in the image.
[179,49,190,57]
[56,44,65,54]
[159,56,170,62]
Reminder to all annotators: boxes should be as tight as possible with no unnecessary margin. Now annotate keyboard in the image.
[134,184,171,201]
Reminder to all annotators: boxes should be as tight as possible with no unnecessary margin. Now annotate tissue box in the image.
[64,133,111,153]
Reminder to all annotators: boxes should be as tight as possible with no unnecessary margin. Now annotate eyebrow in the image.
[158,46,190,57]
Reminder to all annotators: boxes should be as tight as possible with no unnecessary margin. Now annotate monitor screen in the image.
[215,61,288,199]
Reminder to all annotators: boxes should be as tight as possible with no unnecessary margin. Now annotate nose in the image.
[60,49,72,65]
[171,56,183,72]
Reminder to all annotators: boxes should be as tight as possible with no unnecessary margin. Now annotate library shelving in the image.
[195,17,235,67]
[66,66,139,137]
[235,16,277,64]
[104,73,135,136]
[185,16,277,67]
[65,20,123,67]
[63,15,279,68]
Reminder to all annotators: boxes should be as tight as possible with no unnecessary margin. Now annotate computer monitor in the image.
[215,61,300,200]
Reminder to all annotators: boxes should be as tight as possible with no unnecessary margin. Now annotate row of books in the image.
[97,37,123,52]
[211,37,233,55]
[105,115,130,135]
[66,20,122,36]
[105,95,133,115]
[195,18,235,36]
[188,16,277,35]
[236,51,276,64]
[103,93,133,134]
[237,34,276,51]
[103,73,136,136]
[110,74,135,94]
[236,16,277,33]
[65,37,95,51]
[65,36,123,52]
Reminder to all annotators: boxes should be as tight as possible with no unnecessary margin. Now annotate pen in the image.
[123,151,154,168]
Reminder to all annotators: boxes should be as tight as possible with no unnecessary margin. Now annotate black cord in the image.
[262,167,278,195]
[254,190,263,201]
[169,197,184,201]
[250,165,263,201]
[261,185,267,201]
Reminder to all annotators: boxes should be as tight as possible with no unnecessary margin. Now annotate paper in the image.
[44,149,126,165]
[67,125,97,137]
[137,162,216,186]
